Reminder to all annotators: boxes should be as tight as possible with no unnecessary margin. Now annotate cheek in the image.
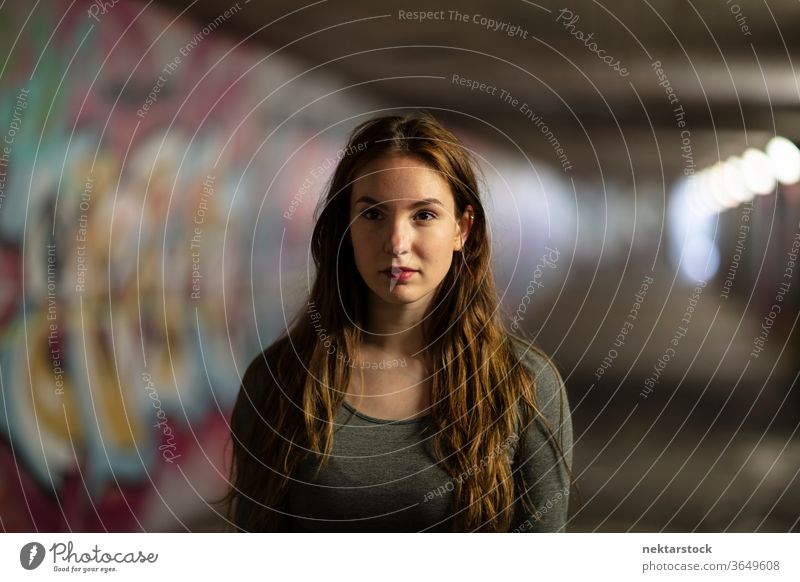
[349,229,376,265]
[348,223,365,248]
[427,229,457,256]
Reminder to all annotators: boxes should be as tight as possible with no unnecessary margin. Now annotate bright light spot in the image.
[682,235,720,282]
[687,173,719,215]
[740,148,776,195]
[766,136,800,185]
[721,157,755,203]
[706,164,739,209]
[669,179,720,283]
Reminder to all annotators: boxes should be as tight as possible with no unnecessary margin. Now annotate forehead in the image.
[350,154,454,204]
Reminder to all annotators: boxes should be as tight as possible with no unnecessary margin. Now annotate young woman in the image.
[224,111,573,532]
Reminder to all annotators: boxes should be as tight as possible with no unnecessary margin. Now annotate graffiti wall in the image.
[0,0,373,531]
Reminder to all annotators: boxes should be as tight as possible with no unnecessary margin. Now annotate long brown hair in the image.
[223,110,571,532]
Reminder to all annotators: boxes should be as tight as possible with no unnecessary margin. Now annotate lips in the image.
[381,267,419,280]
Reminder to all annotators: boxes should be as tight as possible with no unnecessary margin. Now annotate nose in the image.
[384,216,411,257]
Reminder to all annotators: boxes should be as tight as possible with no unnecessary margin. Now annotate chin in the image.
[368,282,426,305]
[376,289,421,304]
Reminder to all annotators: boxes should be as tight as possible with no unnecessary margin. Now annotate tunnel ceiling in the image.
[159,0,800,180]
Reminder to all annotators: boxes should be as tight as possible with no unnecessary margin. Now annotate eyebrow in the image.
[353,196,445,208]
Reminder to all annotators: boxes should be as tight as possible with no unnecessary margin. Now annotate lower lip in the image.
[383,270,417,282]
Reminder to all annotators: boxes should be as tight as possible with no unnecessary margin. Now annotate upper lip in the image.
[381,267,418,273]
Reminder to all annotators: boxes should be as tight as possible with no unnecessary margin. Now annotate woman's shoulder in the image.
[507,334,565,401]
[506,334,573,467]
[233,337,297,424]
[240,336,292,391]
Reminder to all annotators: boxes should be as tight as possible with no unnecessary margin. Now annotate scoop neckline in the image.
[341,400,430,425]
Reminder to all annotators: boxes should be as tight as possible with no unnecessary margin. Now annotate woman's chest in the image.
[345,363,432,421]
[287,419,455,532]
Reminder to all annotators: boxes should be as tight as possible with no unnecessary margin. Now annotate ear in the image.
[453,204,475,252]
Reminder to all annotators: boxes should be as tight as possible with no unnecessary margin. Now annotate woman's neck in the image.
[362,296,429,357]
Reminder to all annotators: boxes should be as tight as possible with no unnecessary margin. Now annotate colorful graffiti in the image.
[0,0,363,531]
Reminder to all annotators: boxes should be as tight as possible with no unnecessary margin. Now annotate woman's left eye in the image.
[416,210,437,221]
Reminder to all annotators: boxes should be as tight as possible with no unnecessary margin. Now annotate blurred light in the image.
[688,173,720,215]
[669,180,720,282]
[721,156,755,203]
[682,235,720,282]
[706,164,739,209]
[766,136,800,185]
[740,148,776,195]
[679,178,701,216]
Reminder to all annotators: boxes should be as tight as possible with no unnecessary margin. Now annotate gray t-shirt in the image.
[286,343,573,532]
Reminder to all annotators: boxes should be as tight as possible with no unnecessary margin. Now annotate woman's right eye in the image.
[360,209,382,220]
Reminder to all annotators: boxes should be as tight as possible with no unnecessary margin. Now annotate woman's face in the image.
[348,154,473,308]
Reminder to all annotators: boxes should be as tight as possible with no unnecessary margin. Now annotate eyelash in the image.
[360,209,438,221]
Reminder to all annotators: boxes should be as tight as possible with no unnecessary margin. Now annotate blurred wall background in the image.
[0,0,798,532]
